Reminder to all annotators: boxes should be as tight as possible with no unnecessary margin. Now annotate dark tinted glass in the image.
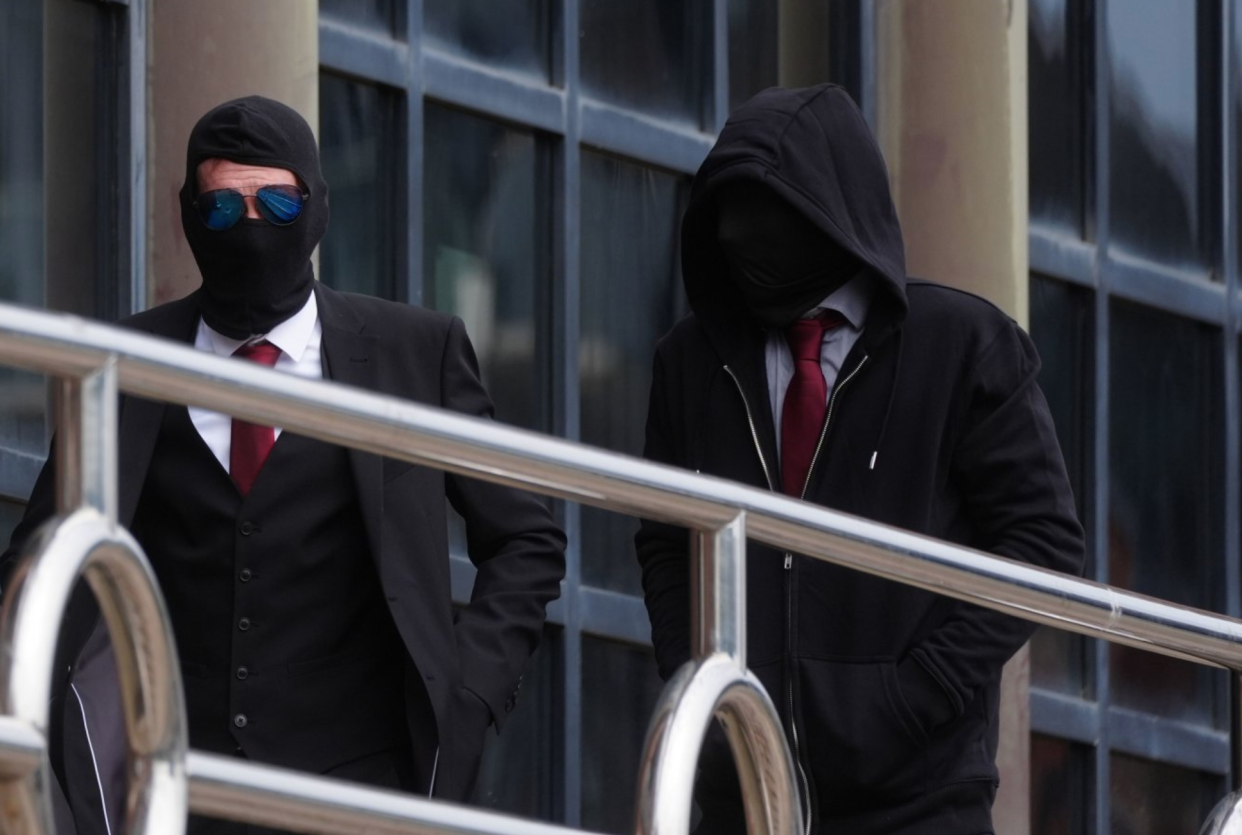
[472,628,559,819]
[1029,0,1089,235]
[0,499,24,554]
[727,0,778,113]
[424,104,551,432]
[319,73,400,300]
[424,0,550,80]
[0,2,45,456]
[319,0,400,37]
[1110,753,1221,834]
[581,637,666,833]
[580,0,710,126]
[1028,276,1092,696]
[1108,0,1216,271]
[1108,300,1224,725]
[579,153,688,593]
[1031,735,1089,835]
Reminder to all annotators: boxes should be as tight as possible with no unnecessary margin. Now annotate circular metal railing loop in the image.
[634,653,802,835]
[0,508,188,835]
[1201,791,1242,835]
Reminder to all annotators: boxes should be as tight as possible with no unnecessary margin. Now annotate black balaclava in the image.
[180,95,329,339]
[716,181,861,329]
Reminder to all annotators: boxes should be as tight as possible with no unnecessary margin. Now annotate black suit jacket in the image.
[3,282,566,806]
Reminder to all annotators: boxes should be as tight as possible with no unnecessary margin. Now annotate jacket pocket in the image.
[796,657,930,810]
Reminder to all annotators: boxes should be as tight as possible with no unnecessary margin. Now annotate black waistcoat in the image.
[130,405,407,773]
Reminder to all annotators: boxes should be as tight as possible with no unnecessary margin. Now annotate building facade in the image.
[1,1,1236,833]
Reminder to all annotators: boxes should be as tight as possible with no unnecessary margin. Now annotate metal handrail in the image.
[1,300,1241,833]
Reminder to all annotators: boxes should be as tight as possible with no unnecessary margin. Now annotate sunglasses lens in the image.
[196,189,245,231]
[256,185,305,226]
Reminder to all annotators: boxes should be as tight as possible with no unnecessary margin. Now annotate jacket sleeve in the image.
[634,348,693,681]
[899,319,1087,732]
[438,316,567,731]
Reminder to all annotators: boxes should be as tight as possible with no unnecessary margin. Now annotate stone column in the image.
[149,0,319,307]
[872,1,1031,833]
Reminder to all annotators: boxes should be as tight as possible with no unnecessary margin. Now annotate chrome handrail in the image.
[0,300,1239,834]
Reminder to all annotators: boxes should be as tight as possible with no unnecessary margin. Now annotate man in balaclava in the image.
[636,85,1084,834]
[2,95,566,835]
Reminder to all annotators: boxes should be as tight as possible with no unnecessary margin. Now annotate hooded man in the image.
[3,95,565,834]
[635,85,1085,834]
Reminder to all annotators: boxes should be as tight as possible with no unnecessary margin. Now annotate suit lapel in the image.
[315,283,383,561]
[118,295,201,527]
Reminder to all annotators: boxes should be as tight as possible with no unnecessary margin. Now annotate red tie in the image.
[781,311,844,497]
[230,340,282,496]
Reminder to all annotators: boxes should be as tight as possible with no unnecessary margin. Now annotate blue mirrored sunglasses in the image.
[193,184,308,231]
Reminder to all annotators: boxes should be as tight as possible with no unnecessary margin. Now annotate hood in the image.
[681,84,908,346]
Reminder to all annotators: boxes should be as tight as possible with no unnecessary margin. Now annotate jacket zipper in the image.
[789,355,869,830]
[724,364,813,833]
[723,365,775,491]
[800,356,869,500]
[726,355,870,835]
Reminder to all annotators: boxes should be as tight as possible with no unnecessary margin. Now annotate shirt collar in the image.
[199,288,320,360]
[810,272,871,329]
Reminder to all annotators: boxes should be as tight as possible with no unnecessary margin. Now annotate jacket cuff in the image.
[896,654,958,733]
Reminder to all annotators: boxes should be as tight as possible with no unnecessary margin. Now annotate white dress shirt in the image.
[188,291,324,472]
[765,273,872,456]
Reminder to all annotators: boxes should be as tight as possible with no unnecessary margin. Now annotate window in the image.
[1028,0,1240,830]
[319,73,402,300]
[0,0,143,508]
[317,2,802,828]
[424,104,552,432]
[578,152,688,593]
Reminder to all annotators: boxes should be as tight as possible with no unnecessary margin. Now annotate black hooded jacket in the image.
[635,85,1085,832]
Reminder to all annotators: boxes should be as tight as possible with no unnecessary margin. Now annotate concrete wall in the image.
[872,2,1031,833]
[149,0,318,307]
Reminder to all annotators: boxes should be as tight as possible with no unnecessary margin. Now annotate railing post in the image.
[55,357,118,522]
[691,514,747,667]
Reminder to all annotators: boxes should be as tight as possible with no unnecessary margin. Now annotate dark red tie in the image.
[230,340,282,496]
[781,311,844,497]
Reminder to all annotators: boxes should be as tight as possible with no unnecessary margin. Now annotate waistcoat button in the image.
[238,617,251,631]
[239,569,252,582]
[233,714,248,728]
[236,666,249,680]
[239,521,254,536]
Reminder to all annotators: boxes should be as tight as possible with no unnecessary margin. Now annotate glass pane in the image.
[580,0,710,126]
[319,73,400,301]
[472,628,559,819]
[48,0,119,319]
[424,0,550,80]
[1110,753,1220,835]
[727,0,778,113]
[1029,0,1089,236]
[319,0,400,38]
[581,637,666,833]
[424,104,550,433]
[1109,300,1224,725]
[579,152,688,594]
[1108,0,1214,271]
[0,499,25,555]
[1031,735,1089,835]
[1028,276,1092,696]
[0,2,45,455]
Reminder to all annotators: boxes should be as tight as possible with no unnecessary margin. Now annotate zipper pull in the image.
[784,553,792,570]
